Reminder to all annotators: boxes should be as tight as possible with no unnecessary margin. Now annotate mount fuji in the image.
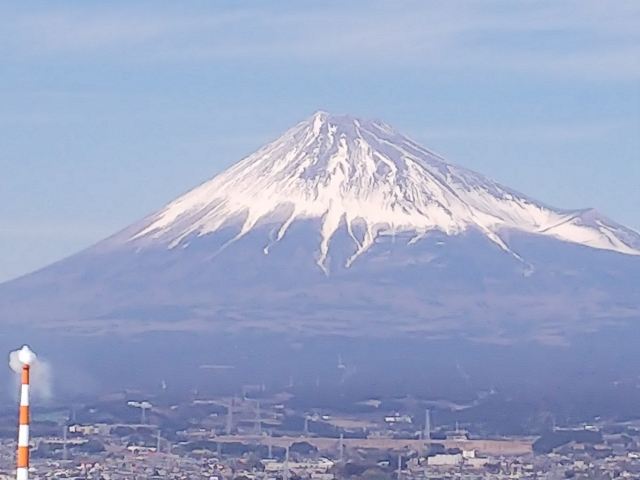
[1,111,639,342]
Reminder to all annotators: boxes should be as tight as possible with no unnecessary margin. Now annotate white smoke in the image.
[8,345,53,401]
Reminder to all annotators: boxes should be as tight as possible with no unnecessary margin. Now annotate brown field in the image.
[324,418,378,429]
[212,435,533,456]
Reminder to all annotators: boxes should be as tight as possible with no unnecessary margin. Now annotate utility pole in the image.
[396,453,402,480]
[226,399,233,435]
[156,429,161,453]
[424,409,431,441]
[284,445,290,480]
[62,424,68,461]
[255,401,262,435]
[303,415,309,437]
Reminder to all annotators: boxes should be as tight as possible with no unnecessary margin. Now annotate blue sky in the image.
[0,1,639,282]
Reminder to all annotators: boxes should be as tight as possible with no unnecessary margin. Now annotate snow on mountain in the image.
[127,111,640,272]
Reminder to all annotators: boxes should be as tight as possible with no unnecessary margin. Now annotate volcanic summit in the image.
[1,112,639,339]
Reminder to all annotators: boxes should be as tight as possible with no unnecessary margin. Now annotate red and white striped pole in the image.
[17,364,30,480]
[15,347,33,480]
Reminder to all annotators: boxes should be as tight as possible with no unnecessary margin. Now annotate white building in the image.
[262,458,335,475]
[384,414,412,424]
[427,454,463,467]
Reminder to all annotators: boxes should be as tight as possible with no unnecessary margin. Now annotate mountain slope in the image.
[114,111,639,273]
[1,111,639,339]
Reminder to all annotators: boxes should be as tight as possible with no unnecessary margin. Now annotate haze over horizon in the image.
[0,1,639,283]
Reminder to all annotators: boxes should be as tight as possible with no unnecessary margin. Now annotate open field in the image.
[212,435,533,456]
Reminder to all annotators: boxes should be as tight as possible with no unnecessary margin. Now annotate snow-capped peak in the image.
[127,111,640,272]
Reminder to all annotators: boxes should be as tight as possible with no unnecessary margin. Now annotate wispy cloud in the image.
[1,1,638,80]
[2,11,167,52]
